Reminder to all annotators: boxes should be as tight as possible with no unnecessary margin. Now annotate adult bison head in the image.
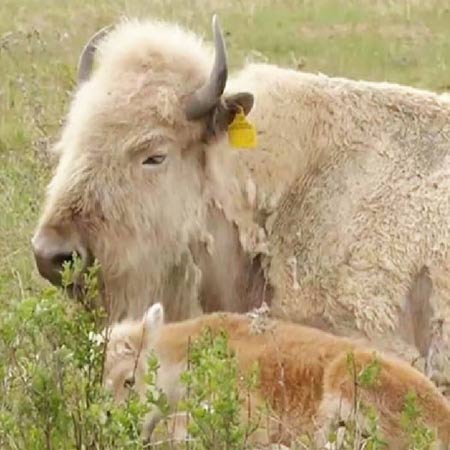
[32,16,255,321]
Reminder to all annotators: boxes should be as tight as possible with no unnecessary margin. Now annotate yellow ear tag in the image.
[228,110,257,150]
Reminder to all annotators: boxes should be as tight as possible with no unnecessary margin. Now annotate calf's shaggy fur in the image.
[104,304,450,449]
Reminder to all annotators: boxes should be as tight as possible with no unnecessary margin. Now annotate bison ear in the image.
[224,92,254,117]
[204,92,255,140]
[144,302,164,332]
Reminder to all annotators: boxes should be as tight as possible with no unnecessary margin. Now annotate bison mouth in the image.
[63,264,106,313]
[32,225,105,311]
[47,250,104,308]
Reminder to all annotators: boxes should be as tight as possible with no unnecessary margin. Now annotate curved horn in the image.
[185,15,228,121]
[77,25,112,85]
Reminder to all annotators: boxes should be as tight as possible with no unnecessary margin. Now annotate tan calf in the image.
[104,304,450,448]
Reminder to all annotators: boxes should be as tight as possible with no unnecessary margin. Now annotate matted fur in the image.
[34,17,450,379]
[103,305,450,449]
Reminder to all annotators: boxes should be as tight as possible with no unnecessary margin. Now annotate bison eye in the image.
[123,376,135,389]
[142,154,167,165]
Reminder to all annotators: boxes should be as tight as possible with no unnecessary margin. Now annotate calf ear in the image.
[116,340,135,356]
[145,302,164,332]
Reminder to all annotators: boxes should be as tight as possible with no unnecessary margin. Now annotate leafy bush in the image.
[179,328,261,450]
[0,264,149,450]
[400,391,436,450]
[0,263,437,449]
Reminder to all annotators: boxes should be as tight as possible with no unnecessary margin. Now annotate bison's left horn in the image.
[77,25,112,85]
[185,15,228,121]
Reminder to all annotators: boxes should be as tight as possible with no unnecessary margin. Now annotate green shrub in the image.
[178,327,261,450]
[0,264,149,450]
[0,263,437,449]
[400,391,436,450]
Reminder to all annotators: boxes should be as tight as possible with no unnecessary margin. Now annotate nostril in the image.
[35,249,85,287]
[51,252,78,269]
[32,226,88,286]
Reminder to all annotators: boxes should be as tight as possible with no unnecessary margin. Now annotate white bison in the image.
[32,16,450,378]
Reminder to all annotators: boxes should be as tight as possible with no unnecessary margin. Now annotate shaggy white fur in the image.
[35,17,450,384]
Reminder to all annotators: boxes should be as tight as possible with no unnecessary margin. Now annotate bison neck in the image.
[190,206,273,313]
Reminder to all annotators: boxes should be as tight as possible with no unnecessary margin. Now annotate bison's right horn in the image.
[77,25,112,85]
[184,15,228,121]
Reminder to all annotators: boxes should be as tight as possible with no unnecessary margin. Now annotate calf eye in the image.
[123,376,135,388]
[142,154,166,165]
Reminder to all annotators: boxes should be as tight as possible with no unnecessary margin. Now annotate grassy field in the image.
[2,0,450,305]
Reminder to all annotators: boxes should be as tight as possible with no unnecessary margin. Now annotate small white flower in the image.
[88,331,105,346]
[99,410,108,425]
[200,401,214,413]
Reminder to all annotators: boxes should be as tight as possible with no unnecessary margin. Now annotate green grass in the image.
[2,0,450,308]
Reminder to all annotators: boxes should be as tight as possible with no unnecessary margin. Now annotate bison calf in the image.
[103,304,450,449]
